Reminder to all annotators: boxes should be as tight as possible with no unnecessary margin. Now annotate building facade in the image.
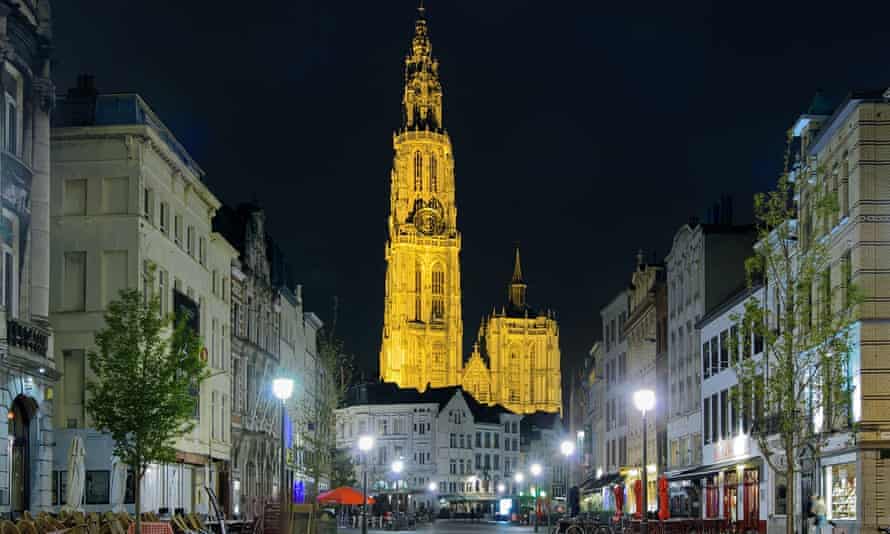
[0,0,54,516]
[622,252,663,514]
[51,84,237,514]
[379,8,463,391]
[664,214,753,512]
[464,249,562,415]
[600,289,629,479]
[335,383,521,517]
[214,204,285,518]
[790,90,890,534]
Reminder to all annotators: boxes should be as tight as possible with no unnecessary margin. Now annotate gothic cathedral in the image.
[379,7,562,414]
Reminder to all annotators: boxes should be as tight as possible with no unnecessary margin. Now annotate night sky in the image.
[52,1,890,382]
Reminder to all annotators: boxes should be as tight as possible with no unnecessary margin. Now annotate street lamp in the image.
[272,376,294,534]
[497,483,506,494]
[634,389,656,534]
[559,440,576,524]
[391,459,404,513]
[530,463,543,532]
[514,473,524,524]
[358,435,375,534]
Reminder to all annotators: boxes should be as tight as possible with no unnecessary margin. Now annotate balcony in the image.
[7,318,49,359]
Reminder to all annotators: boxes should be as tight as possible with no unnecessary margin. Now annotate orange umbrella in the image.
[658,477,670,520]
[613,485,624,520]
[317,487,375,505]
[634,479,643,519]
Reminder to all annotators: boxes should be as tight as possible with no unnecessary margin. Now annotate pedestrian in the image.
[812,495,827,531]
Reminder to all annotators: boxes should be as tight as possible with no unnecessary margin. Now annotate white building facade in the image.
[50,85,237,514]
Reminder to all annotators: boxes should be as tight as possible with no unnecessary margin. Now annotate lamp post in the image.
[391,459,404,513]
[633,389,656,534]
[358,435,375,534]
[559,439,576,525]
[530,463,542,532]
[514,472,524,524]
[272,377,294,534]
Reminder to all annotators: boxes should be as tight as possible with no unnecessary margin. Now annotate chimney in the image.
[64,74,99,127]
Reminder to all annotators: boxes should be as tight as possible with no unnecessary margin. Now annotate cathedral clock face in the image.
[415,209,441,235]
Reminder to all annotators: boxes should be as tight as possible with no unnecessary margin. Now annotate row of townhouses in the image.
[0,0,328,519]
[335,383,572,518]
[574,92,890,534]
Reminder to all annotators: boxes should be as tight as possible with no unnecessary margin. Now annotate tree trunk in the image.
[786,464,796,534]
[135,472,142,534]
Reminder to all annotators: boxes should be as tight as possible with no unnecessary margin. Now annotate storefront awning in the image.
[581,473,623,492]
[668,456,761,482]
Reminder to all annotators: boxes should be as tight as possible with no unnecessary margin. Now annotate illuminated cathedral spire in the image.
[509,245,527,309]
[402,1,443,131]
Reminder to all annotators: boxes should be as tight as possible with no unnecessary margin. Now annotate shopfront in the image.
[822,453,857,525]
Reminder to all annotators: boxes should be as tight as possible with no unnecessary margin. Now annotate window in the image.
[826,462,856,520]
[199,236,207,266]
[414,263,422,321]
[730,325,739,365]
[711,394,718,444]
[64,179,87,216]
[475,432,482,448]
[450,433,456,448]
[430,154,438,192]
[431,268,444,321]
[460,434,465,448]
[703,397,711,445]
[5,90,17,155]
[493,433,499,448]
[484,432,491,449]
[63,251,87,311]
[187,226,195,256]
[143,187,154,222]
[102,177,129,214]
[414,151,422,191]
[85,471,110,505]
[710,337,719,376]
[703,342,710,379]
[720,390,729,439]
[174,214,183,246]
[774,473,788,515]
[159,202,169,234]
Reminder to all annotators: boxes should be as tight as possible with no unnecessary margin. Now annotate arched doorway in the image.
[9,395,37,517]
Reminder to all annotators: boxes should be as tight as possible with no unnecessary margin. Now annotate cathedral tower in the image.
[380,6,463,391]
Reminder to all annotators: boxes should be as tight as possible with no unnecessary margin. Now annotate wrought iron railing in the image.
[7,318,49,358]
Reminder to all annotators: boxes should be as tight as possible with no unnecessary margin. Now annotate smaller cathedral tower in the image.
[465,247,563,414]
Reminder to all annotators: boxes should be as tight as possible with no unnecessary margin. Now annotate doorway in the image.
[10,395,36,517]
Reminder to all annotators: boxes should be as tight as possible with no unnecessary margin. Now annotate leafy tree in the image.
[733,173,859,534]
[86,286,206,534]
[296,298,355,496]
[329,447,358,488]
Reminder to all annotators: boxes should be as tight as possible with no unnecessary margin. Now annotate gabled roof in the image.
[343,382,517,424]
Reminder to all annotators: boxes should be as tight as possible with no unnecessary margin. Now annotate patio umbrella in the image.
[63,436,86,512]
[613,484,624,520]
[634,479,643,519]
[110,456,128,513]
[317,487,375,505]
[658,476,670,520]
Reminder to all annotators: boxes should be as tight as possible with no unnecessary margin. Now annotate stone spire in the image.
[509,245,527,309]
[402,2,443,131]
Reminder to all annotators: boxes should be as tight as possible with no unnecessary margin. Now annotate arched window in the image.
[414,151,422,191]
[430,154,438,192]
[414,262,422,321]
[431,266,445,321]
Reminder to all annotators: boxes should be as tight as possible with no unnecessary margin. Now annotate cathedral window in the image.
[430,154,438,192]
[414,151,422,191]
[431,267,445,321]
[414,263,422,321]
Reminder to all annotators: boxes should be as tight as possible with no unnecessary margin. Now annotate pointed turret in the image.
[508,245,527,309]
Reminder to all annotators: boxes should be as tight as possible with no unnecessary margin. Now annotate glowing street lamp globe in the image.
[497,483,506,493]
[560,440,575,457]
[530,463,542,477]
[428,481,437,492]
[272,377,294,401]
[391,459,404,473]
[514,472,524,483]
[633,389,656,414]
[358,435,374,452]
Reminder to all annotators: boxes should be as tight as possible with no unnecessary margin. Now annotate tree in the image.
[297,298,355,496]
[733,173,859,534]
[86,286,206,534]
[329,447,358,488]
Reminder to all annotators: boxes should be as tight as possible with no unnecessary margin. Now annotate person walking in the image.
[811,495,827,533]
